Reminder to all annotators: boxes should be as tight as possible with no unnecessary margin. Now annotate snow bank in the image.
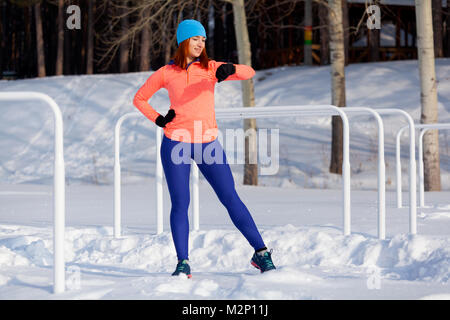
[0,223,448,299]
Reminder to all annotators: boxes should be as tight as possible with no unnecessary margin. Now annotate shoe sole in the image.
[251,261,263,273]
[251,261,276,273]
[171,273,192,279]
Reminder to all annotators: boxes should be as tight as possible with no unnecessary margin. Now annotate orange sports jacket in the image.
[133,59,256,143]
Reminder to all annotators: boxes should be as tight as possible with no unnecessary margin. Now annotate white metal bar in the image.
[395,126,409,208]
[214,105,341,119]
[114,113,140,238]
[396,123,450,208]
[156,127,164,234]
[0,92,66,294]
[417,124,450,207]
[114,112,165,236]
[114,107,345,236]
[345,107,386,239]
[418,129,427,208]
[376,109,417,235]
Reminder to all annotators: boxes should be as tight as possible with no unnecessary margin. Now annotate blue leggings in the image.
[160,135,266,261]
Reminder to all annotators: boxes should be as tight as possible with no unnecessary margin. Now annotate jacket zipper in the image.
[186,59,198,85]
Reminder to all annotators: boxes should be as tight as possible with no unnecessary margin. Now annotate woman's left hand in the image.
[216,63,236,82]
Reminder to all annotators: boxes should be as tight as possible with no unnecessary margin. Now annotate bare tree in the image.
[86,0,95,74]
[0,3,4,72]
[366,0,380,62]
[328,0,346,175]
[34,1,45,77]
[119,0,130,73]
[368,30,380,62]
[304,0,313,65]
[99,0,332,72]
[432,0,444,57]
[55,0,64,75]
[319,0,330,65]
[341,0,349,65]
[139,2,151,71]
[97,0,208,72]
[415,0,441,191]
[162,15,174,64]
[447,0,450,56]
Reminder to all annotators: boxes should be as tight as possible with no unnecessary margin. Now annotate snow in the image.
[0,59,450,299]
[0,185,449,299]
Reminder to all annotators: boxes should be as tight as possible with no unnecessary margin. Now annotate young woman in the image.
[133,19,275,278]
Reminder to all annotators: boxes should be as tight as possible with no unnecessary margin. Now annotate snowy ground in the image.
[0,183,449,300]
[0,59,449,299]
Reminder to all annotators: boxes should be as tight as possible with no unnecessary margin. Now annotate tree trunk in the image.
[64,14,71,74]
[164,18,172,65]
[432,0,444,57]
[415,0,441,191]
[34,2,46,77]
[396,8,401,48]
[214,2,225,61]
[342,0,349,65]
[319,1,329,65]
[368,28,380,62]
[86,0,94,74]
[230,0,258,186]
[55,0,64,75]
[0,2,4,74]
[207,0,215,59]
[139,6,151,71]
[304,0,312,65]
[257,7,267,69]
[368,0,380,62]
[119,1,129,73]
[226,3,235,61]
[328,0,346,175]
[447,0,450,56]
[24,5,33,76]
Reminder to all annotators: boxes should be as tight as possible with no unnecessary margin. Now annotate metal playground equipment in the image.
[0,92,66,294]
[114,105,406,241]
[396,123,450,208]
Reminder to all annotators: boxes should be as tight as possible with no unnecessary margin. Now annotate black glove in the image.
[216,63,236,82]
[155,109,176,128]
[165,109,175,122]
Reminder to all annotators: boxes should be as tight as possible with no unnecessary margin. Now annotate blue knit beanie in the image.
[176,19,207,46]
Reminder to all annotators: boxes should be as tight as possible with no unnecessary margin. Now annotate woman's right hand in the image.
[155,109,176,128]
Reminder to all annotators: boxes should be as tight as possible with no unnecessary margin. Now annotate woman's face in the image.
[188,36,206,59]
